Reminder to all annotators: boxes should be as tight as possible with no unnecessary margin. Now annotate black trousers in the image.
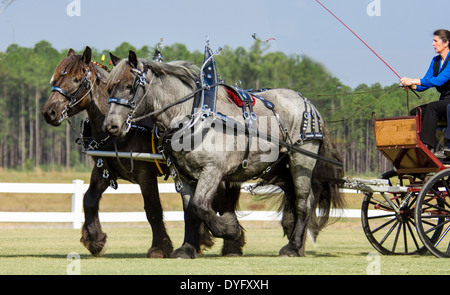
[410,99,450,148]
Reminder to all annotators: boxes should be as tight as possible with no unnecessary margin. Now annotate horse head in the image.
[104,50,199,138]
[103,50,149,137]
[42,46,99,126]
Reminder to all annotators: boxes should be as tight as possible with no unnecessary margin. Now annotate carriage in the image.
[343,113,450,258]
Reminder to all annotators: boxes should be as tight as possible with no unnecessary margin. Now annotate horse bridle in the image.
[51,68,93,124]
[108,66,149,133]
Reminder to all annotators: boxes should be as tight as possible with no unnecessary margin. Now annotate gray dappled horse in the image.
[103,51,345,258]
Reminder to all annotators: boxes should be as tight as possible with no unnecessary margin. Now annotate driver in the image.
[401,29,450,155]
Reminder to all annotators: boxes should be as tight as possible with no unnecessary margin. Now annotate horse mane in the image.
[107,58,199,90]
[144,60,199,90]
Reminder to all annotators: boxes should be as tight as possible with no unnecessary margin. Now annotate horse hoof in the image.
[80,231,108,257]
[147,247,165,259]
[171,245,198,259]
[279,244,300,257]
[94,242,108,257]
[81,238,108,257]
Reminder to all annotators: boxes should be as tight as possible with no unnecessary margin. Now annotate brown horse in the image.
[42,47,246,258]
[42,47,174,258]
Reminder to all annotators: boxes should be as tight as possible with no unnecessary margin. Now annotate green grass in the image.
[1,223,449,275]
[1,171,449,275]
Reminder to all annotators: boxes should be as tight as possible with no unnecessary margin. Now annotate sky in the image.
[0,0,449,88]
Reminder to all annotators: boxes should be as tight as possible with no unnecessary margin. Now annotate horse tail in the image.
[308,123,345,243]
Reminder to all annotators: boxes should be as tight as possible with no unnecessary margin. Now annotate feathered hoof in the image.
[95,242,108,257]
[147,244,174,258]
[279,243,302,257]
[147,247,165,259]
[171,244,198,259]
[221,231,245,257]
[80,234,108,257]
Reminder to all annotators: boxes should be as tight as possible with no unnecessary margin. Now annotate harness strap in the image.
[197,44,220,112]
[299,96,323,142]
[51,86,72,100]
[152,132,164,176]
[108,97,135,108]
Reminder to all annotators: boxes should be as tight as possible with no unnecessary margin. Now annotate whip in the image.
[315,0,420,99]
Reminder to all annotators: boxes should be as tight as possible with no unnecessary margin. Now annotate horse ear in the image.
[128,50,138,69]
[67,48,75,57]
[82,46,92,65]
[109,53,121,66]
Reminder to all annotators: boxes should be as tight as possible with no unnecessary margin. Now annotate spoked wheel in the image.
[361,170,428,255]
[415,169,450,258]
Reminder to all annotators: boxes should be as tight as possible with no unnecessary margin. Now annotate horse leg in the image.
[171,177,243,259]
[171,181,204,259]
[139,174,173,258]
[280,191,297,242]
[192,166,241,240]
[213,182,246,257]
[80,166,109,257]
[279,143,320,257]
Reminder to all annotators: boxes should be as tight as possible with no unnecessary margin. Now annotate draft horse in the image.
[42,47,174,258]
[103,51,345,258]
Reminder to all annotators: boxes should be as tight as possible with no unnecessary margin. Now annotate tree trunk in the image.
[20,84,26,171]
[28,84,34,162]
[35,86,41,167]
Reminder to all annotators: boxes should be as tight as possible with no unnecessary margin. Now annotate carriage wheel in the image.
[415,169,450,258]
[361,170,428,255]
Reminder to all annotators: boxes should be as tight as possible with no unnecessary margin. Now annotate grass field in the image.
[1,223,450,275]
[1,170,449,275]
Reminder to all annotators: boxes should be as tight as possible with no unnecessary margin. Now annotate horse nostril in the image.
[48,109,57,120]
[105,124,119,135]
[42,109,57,121]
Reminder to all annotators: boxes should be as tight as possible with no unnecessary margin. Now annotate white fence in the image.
[0,180,362,229]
